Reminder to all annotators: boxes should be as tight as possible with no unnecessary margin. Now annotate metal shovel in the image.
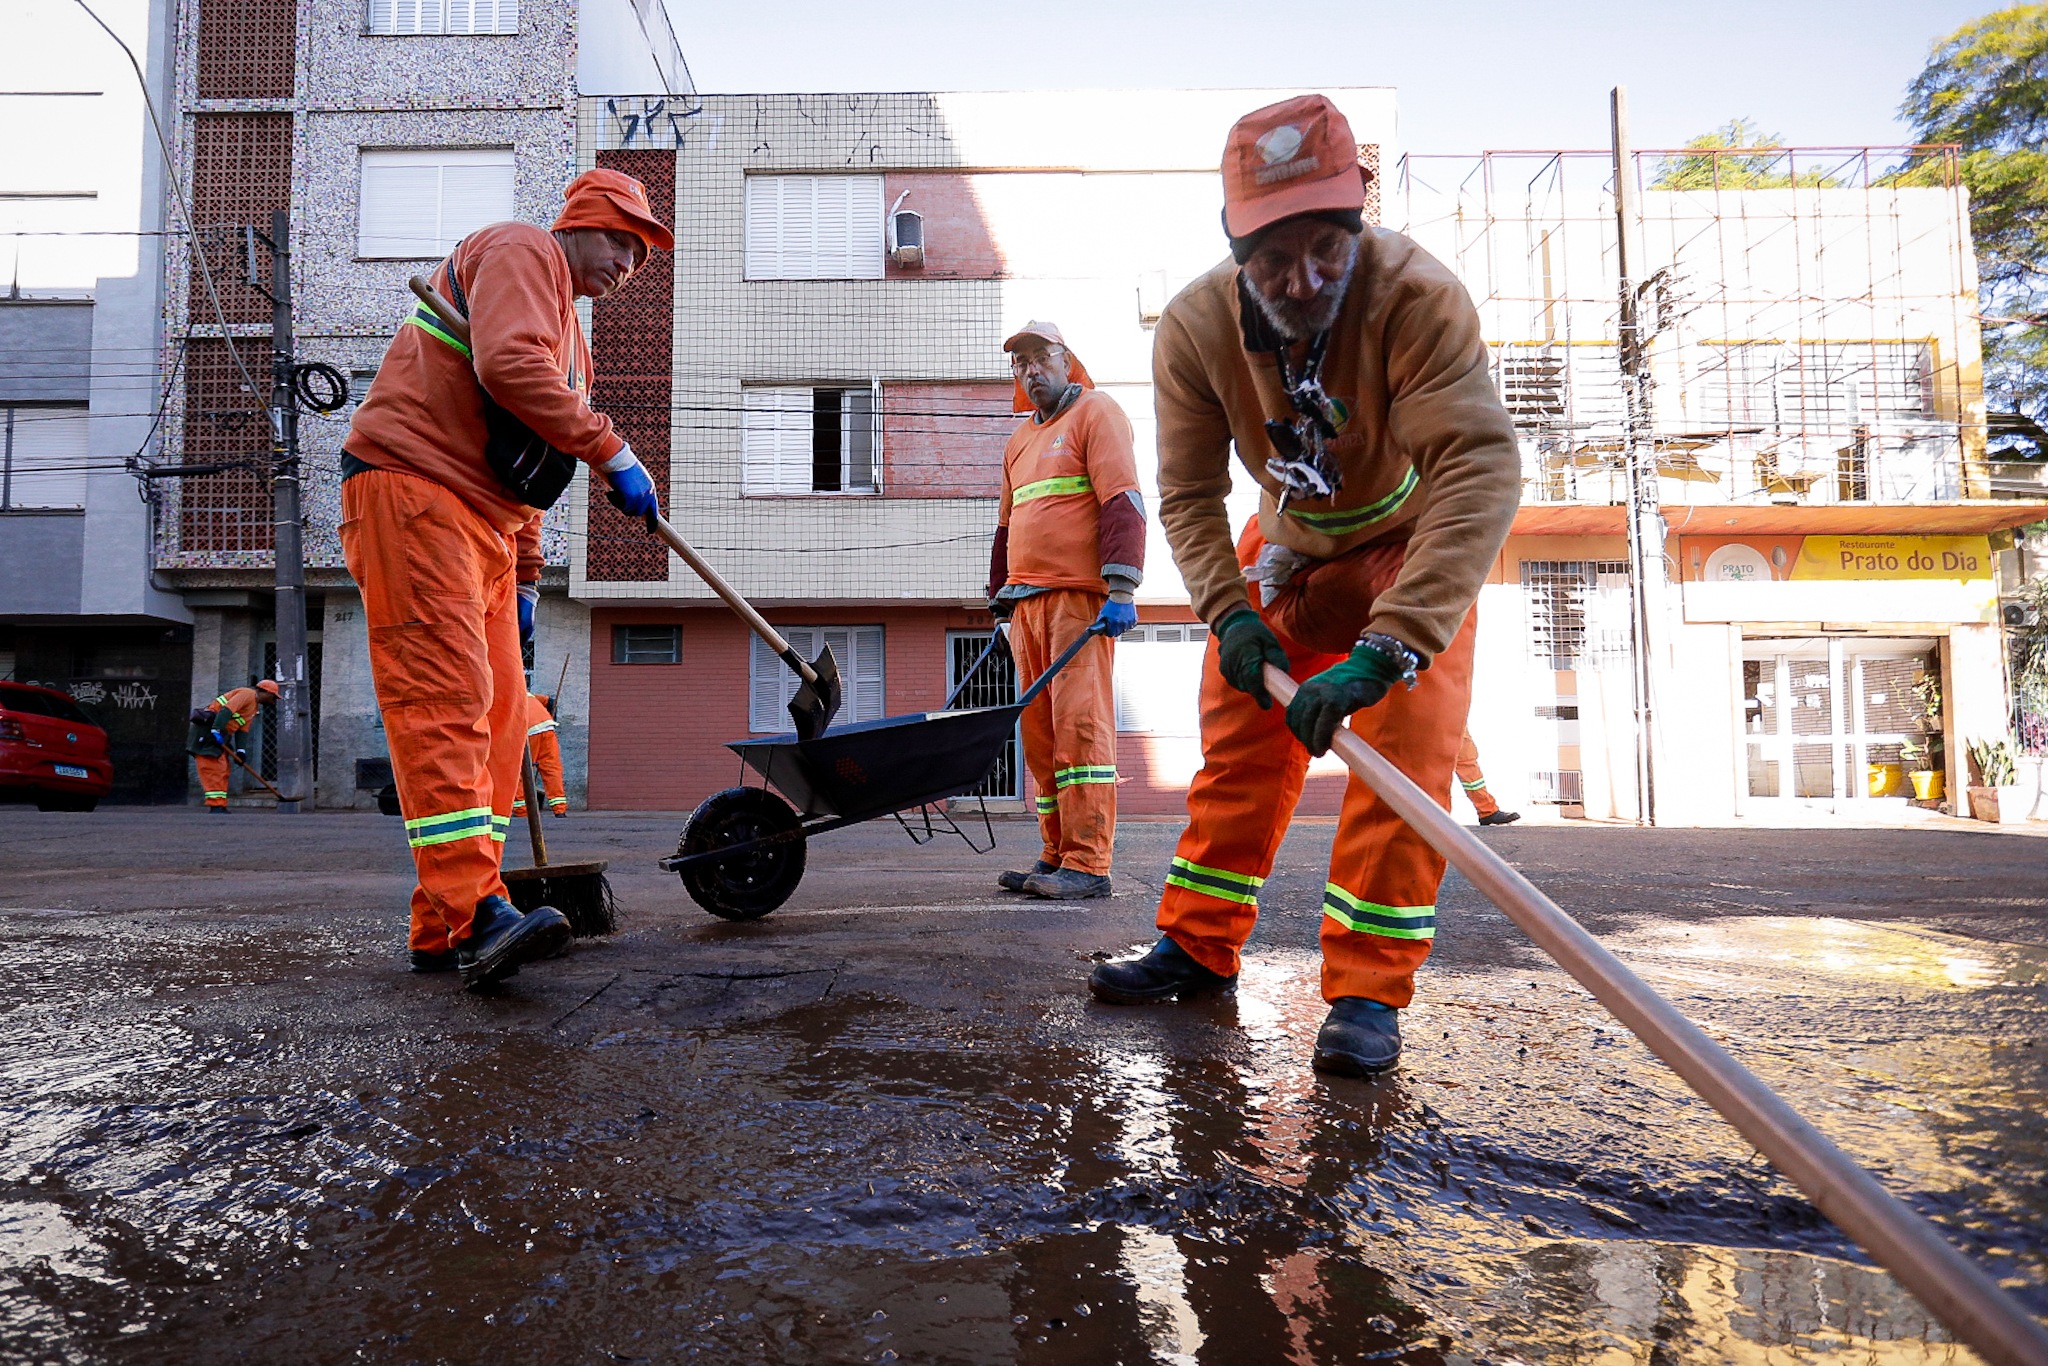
[406,275,842,740]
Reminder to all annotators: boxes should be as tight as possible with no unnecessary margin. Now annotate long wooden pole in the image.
[1263,664,2048,1366]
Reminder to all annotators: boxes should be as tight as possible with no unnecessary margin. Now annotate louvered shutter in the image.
[7,406,89,509]
[440,160,515,242]
[744,176,884,281]
[749,625,884,731]
[359,161,440,257]
[742,387,812,494]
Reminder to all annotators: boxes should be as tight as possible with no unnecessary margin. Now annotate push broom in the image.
[503,658,612,934]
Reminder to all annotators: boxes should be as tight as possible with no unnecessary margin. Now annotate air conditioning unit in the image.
[888,207,924,268]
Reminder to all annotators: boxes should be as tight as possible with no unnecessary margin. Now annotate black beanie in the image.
[1226,208,1365,264]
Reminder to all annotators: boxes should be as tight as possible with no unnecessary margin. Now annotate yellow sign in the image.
[1791,535,1993,581]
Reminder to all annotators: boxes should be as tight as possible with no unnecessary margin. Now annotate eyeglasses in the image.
[1009,348,1066,373]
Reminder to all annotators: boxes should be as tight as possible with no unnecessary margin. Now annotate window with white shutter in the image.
[357,149,514,259]
[2,405,89,509]
[366,0,517,35]
[742,384,881,495]
[749,626,885,734]
[744,176,885,281]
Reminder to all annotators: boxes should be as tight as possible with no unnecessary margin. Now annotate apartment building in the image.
[572,88,1399,814]
[0,0,190,803]
[146,0,690,806]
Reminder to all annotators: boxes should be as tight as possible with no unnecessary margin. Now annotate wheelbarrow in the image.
[659,621,1105,920]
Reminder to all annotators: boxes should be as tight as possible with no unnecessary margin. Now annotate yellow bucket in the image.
[1909,769,1945,800]
[1867,763,1904,797]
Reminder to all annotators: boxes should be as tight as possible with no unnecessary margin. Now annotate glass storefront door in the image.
[1742,638,1936,807]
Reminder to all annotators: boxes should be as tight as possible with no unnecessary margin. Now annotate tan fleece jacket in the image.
[345,221,625,580]
[1152,228,1521,662]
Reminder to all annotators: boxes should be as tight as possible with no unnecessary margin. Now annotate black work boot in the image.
[1089,936,1236,1004]
[1312,997,1402,1076]
[456,894,570,989]
[998,860,1058,893]
[408,948,457,973]
[1022,868,1112,900]
[1478,810,1521,826]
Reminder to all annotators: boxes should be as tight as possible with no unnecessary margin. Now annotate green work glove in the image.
[1216,608,1290,709]
[1285,633,1420,756]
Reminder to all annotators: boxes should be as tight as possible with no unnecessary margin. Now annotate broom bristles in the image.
[504,870,617,937]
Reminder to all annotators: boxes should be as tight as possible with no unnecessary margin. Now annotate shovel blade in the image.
[789,644,844,740]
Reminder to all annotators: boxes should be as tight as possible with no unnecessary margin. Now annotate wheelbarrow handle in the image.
[1016,621,1107,708]
[634,509,819,688]
[941,622,1009,710]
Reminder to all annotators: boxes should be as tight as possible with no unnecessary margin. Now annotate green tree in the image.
[1902,5,2048,448]
[1650,119,1844,189]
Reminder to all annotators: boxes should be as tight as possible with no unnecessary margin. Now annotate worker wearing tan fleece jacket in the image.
[341,169,671,988]
[1089,96,1521,1080]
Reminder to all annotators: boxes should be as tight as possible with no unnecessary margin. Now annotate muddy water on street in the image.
[2,852,2047,1363]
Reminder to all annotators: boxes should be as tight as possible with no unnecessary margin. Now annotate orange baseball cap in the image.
[1221,94,1369,240]
[551,168,674,254]
[1003,320,1094,411]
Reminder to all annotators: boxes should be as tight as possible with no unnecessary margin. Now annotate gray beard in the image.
[1249,238,1359,340]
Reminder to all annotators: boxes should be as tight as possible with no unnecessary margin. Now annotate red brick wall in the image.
[881,173,1005,280]
[882,381,1012,497]
[589,603,1345,821]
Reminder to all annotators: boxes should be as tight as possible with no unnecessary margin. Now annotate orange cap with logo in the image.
[1221,94,1369,240]
[1003,320,1094,413]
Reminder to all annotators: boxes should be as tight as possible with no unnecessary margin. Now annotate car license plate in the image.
[53,764,88,779]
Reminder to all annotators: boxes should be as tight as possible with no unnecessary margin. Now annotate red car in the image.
[0,682,113,811]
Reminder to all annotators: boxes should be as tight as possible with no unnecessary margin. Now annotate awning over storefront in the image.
[1512,502,2048,536]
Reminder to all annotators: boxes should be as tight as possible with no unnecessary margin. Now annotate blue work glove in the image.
[1093,597,1138,638]
[1284,633,1420,756]
[209,728,227,749]
[1216,608,1291,709]
[600,446,658,519]
[517,582,538,643]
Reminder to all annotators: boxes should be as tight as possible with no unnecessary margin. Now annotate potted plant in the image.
[1903,674,1945,801]
[1967,735,2031,823]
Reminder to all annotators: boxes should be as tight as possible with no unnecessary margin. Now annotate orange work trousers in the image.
[1454,731,1499,817]
[1157,520,1476,1007]
[195,752,231,808]
[515,730,567,814]
[340,468,527,953]
[1009,589,1118,876]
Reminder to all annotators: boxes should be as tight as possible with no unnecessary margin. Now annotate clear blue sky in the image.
[678,0,1989,154]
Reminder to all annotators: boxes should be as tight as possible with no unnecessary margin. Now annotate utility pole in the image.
[267,207,311,812]
[1611,87,1663,826]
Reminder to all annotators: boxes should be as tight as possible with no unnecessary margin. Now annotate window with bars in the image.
[357,149,515,259]
[749,626,884,733]
[742,385,880,494]
[366,0,518,34]
[744,175,885,281]
[1521,560,1631,671]
[947,630,1018,798]
[2,405,89,509]
[612,625,680,664]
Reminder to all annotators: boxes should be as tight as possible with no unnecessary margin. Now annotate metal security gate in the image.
[947,630,1018,799]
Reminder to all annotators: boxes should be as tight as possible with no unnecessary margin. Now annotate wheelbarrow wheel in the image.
[676,787,806,920]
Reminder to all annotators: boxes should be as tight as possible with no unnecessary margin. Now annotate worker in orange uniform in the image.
[1089,97,1521,1077]
[988,321,1146,900]
[191,679,279,812]
[342,168,672,987]
[511,692,568,818]
[1456,730,1519,826]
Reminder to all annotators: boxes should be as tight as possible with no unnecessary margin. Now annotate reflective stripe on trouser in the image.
[1009,588,1118,876]
[1454,730,1498,816]
[1156,517,1476,1006]
[195,752,231,807]
[341,468,527,953]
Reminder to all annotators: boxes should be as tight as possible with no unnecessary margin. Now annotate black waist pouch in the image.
[444,259,580,512]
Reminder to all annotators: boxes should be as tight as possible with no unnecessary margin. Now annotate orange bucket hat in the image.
[1221,94,1370,240]
[551,168,674,254]
[255,679,280,697]
[1003,320,1094,412]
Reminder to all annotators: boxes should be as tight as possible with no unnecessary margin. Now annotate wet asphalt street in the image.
[2,807,2046,1365]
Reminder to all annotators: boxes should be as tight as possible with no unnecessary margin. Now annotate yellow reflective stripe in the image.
[1287,467,1420,535]
[404,307,472,358]
[1034,795,1058,814]
[1013,475,1093,505]
[527,720,558,736]
[1055,765,1116,788]
[1322,884,1435,939]
[1164,856,1263,905]
[1461,778,1487,790]
[404,806,495,847]
[202,791,228,799]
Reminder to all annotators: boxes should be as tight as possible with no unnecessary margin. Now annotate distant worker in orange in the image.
[342,168,672,986]
[190,679,279,812]
[988,321,1146,900]
[1456,730,1519,826]
[512,692,568,818]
